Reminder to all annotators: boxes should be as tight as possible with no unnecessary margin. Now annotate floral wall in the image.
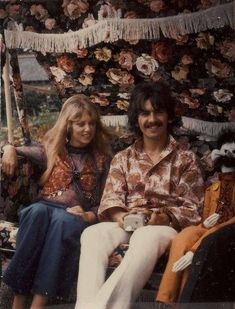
[0,0,235,152]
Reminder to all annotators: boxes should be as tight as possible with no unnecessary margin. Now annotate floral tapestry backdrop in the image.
[0,0,234,124]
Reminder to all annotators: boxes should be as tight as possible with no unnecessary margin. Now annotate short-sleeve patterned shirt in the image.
[98,135,204,229]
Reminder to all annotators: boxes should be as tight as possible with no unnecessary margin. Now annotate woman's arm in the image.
[1,142,47,177]
[1,144,18,176]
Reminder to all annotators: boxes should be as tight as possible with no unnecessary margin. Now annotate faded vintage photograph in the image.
[0,1,235,309]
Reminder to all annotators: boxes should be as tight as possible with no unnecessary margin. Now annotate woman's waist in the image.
[40,189,81,208]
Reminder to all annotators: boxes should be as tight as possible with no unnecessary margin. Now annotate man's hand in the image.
[107,208,128,228]
[129,208,153,221]
[1,145,18,177]
[66,206,96,223]
[148,212,170,226]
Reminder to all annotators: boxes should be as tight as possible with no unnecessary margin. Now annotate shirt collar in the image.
[133,135,178,162]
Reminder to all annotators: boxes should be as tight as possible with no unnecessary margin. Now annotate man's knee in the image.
[80,223,111,245]
[80,224,99,245]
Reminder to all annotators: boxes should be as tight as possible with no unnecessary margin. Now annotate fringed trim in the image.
[4,2,234,53]
[101,115,128,127]
[182,116,235,137]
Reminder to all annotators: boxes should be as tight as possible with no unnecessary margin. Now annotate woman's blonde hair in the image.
[40,94,111,185]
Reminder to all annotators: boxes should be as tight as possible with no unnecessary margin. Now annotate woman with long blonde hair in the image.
[2,94,112,309]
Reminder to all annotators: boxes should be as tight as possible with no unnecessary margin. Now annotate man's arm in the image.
[164,152,204,230]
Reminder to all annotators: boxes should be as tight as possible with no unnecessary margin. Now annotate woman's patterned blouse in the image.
[15,143,110,213]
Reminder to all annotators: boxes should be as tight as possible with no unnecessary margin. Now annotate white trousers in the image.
[75,222,177,309]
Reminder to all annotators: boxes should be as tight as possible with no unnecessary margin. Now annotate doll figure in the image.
[156,129,235,306]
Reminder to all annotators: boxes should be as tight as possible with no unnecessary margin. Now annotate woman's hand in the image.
[1,145,18,177]
[66,205,96,223]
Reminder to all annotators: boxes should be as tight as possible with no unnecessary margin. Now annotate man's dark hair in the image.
[127,81,176,136]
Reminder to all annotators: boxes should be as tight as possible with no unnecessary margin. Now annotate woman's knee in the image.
[20,202,48,219]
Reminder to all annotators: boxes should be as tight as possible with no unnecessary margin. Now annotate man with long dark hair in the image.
[76,82,204,309]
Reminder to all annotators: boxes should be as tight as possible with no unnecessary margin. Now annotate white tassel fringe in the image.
[101,115,128,127]
[182,116,235,137]
[4,2,234,53]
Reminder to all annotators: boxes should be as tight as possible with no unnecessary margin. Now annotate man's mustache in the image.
[144,121,163,128]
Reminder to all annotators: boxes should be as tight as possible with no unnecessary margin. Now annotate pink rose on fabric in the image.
[189,88,206,96]
[50,66,67,82]
[207,104,223,116]
[217,40,235,62]
[98,3,121,19]
[30,4,48,21]
[205,59,234,79]
[94,47,112,62]
[116,100,129,111]
[84,65,95,74]
[151,42,172,63]
[6,4,21,18]
[57,55,76,73]
[171,33,189,45]
[171,65,189,81]
[90,94,110,107]
[121,72,135,85]
[106,68,134,85]
[181,54,193,65]
[196,32,214,49]
[73,48,88,58]
[150,71,164,82]
[62,0,89,19]
[179,92,200,109]
[136,54,159,76]
[118,51,135,71]
[213,89,233,103]
[45,18,56,30]
[149,0,166,13]
[61,76,76,88]
[78,73,93,86]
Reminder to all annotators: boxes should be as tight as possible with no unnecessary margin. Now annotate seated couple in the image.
[2,82,204,309]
